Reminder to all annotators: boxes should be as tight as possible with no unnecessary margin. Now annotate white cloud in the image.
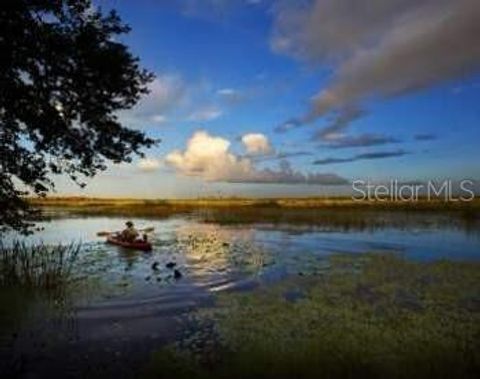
[122,74,244,127]
[187,106,223,121]
[120,74,186,128]
[165,131,348,185]
[241,133,273,155]
[138,158,161,172]
[135,75,186,117]
[165,131,252,181]
[216,87,247,105]
[216,87,250,106]
[128,74,228,126]
[217,88,237,96]
[150,114,168,123]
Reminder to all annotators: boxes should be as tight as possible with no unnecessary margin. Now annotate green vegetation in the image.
[30,195,480,212]
[0,242,82,362]
[30,196,480,231]
[144,253,480,379]
[1,1,155,233]
[0,242,80,289]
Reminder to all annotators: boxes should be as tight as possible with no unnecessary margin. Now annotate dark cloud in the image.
[273,0,480,131]
[414,133,437,141]
[274,117,304,133]
[355,150,409,159]
[313,157,354,165]
[321,134,401,149]
[313,149,409,165]
[227,160,349,185]
[251,150,314,162]
[312,106,367,140]
[276,151,313,159]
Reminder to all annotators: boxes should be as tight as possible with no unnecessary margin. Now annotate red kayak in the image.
[106,235,152,251]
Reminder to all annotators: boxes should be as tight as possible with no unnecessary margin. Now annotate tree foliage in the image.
[0,0,156,233]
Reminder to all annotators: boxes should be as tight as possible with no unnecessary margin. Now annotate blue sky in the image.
[57,0,480,198]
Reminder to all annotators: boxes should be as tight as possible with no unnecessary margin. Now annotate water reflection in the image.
[1,211,480,377]
[116,247,142,271]
[175,223,269,280]
[4,212,480,288]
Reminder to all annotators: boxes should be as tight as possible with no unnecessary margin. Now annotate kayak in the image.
[106,235,152,251]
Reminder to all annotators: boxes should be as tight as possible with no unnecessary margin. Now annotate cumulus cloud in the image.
[235,160,349,185]
[165,131,348,185]
[165,131,253,181]
[241,133,273,155]
[272,0,480,128]
[138,158,162,172]
[313,150,409,165]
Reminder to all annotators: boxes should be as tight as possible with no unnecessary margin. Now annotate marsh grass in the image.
[0,242,81,376]
[30,197,480,233]
[0,244,82,379]
[0,241,80,290]
[30,196,480,216]
[144,253,480,379]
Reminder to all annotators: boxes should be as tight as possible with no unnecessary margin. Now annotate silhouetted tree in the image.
[0,0,156,233]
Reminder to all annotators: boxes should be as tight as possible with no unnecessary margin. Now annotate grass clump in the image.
[0,241,80,289]
[144,253,480,379]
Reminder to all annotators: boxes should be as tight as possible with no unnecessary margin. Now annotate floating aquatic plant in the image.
[144,253,480,379]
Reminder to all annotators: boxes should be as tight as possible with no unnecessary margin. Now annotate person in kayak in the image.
[120,221,139,242]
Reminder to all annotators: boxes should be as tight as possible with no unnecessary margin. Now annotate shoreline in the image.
[29,196,480,212]
[27,197,480,227]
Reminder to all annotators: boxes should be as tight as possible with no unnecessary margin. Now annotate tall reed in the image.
[0,241,80,289]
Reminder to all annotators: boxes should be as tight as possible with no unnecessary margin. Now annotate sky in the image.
[56,0,480,198]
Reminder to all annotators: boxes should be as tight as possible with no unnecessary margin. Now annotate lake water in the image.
[2,211,480,377]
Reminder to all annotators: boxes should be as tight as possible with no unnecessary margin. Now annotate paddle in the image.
[97,226,155,237]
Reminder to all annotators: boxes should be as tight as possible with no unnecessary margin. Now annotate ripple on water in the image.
[2,213,480,377]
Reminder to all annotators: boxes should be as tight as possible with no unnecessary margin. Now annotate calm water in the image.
[2,211,480,377]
